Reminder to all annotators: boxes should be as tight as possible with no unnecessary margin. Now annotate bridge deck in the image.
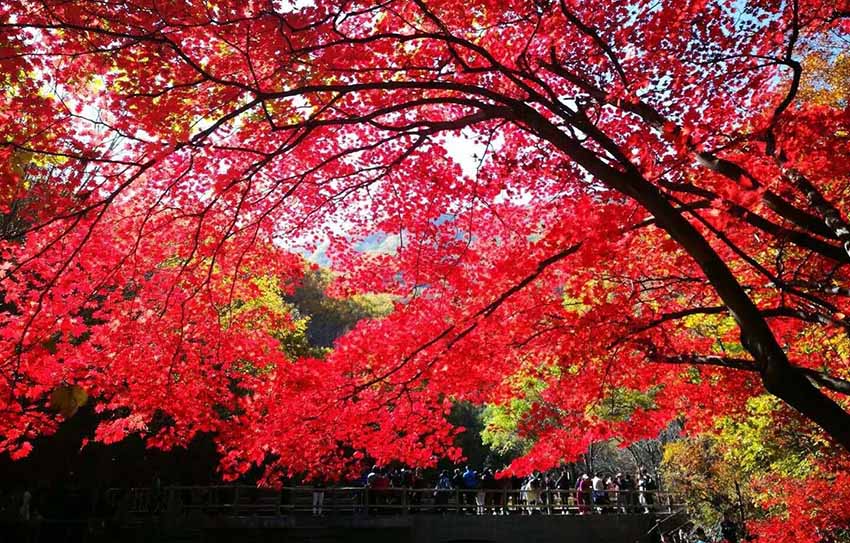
[108,485,684,517]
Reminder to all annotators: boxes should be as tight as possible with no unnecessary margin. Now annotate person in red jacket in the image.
[576,474,592,514]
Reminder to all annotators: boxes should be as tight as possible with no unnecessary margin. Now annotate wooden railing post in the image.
[402,486,408,515]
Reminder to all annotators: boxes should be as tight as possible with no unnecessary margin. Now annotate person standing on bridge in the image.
[462,466,480,514]
[605,475,619,514]
[434,470,452,514]
[591,472,607,512]
[576,474,592,514]
[312,477,325,517]
[521,472,541,514]
[638,468,657,513]
[481,468,496,514]
[614,472,628,513]
[411,468,426,513]
[554,470,570,513]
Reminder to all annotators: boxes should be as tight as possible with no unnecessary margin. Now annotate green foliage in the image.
[480,364,558,458]
[661,435,742,529]
[715,396,821,481]
[224,268,394,365]
[287,269,394,348]
[589,386,659,422]
[481,398,535,457]
[681,312,745,355]
[662,395,831,533]
[450,401,522,469]
[275,318,325,360]
[224,275,328,361]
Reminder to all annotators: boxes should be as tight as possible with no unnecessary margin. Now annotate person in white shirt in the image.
[591,472,606,511]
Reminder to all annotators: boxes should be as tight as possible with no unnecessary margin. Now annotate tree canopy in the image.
[2,0,850,537]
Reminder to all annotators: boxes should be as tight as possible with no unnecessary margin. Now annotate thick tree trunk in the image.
[761,360,850,447]
[637,177,850,449]
[628,176,850,451]
[510,103,850,452]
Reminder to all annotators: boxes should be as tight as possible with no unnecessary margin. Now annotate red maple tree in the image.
[2,0,850,533]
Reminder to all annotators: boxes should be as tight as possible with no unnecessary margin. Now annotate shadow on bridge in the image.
[1,486,688,543]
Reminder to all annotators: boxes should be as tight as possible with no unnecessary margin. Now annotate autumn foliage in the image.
[2,0,850,539]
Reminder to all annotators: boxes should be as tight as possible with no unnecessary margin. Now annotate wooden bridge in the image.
[107,484,685,517]
[3,486,688,543]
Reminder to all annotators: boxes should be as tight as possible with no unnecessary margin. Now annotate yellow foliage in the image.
[661,435,742,527]
[800,51,850,107]
[49,384,88,418]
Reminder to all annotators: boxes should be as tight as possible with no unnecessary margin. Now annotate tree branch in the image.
[647,349,850,396]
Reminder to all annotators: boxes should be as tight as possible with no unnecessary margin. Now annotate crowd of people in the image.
[3,468,745,543]
[352,464,747,542]
[572,468,659,514]
[354,464,664,516]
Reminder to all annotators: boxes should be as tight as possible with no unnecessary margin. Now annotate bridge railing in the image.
[106,486,686,517]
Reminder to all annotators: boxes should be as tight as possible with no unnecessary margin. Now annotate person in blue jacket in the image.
[462,466,479,513]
